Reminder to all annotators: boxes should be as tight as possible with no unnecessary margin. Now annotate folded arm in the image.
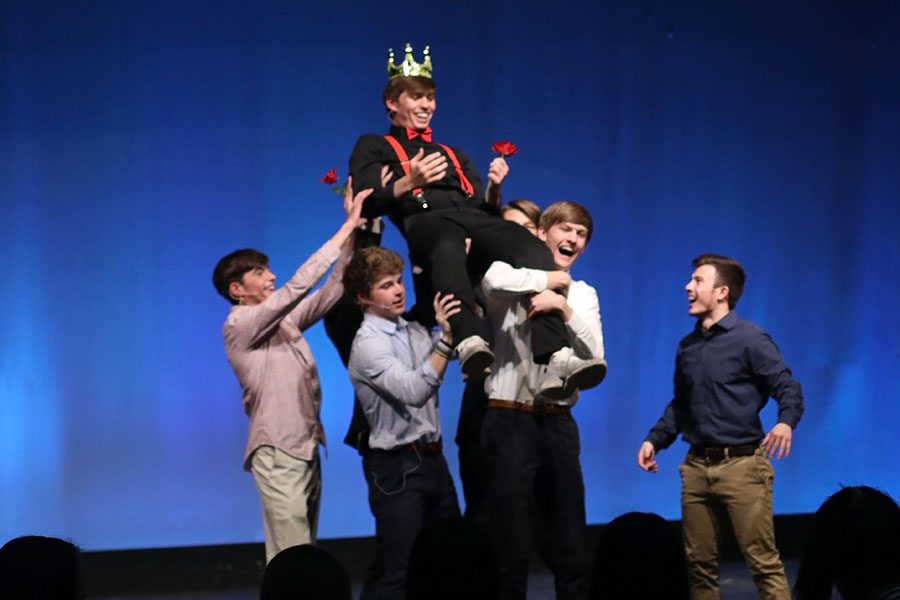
[351,335,442,409]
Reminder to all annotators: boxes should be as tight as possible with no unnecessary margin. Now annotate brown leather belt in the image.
[397,439,443,454]
[689,444,758,461]
[488,399,570,416]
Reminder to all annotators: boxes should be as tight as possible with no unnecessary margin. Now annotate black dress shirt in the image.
[348,125,487,235]
[645,311,804,450]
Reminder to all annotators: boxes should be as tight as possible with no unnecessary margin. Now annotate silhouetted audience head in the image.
[589,512,689,600]
[794,485,900,600]
[0,535,86,600]
[260,544,351,600]
[406,517,500,600]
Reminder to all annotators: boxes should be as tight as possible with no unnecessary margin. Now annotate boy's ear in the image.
[228,280,243,301]
[716,285,730,304]
[385,97,399,115]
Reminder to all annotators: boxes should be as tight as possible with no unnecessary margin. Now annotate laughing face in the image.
[538,221,589,271]
[685,264,729,323]
[387,90,436,131]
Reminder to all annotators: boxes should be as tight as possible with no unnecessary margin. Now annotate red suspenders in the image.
[383,135,475,197]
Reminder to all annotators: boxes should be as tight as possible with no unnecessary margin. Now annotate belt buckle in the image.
[698,447,724,462]
[709,447,730,462]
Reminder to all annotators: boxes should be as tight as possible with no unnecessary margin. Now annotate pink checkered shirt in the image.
[223,241,348,469]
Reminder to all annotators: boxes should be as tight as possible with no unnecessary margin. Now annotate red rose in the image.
[491,140,518,157]
[320,168,338,185]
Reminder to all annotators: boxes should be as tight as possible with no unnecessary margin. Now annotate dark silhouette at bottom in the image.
[589,512,689,600]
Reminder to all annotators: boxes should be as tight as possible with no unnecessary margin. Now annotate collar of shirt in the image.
[362,312,408,336]
[389,124,432,145]
[697,310,739,336]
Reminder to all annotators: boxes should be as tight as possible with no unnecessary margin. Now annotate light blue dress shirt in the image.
[348,313,443,450]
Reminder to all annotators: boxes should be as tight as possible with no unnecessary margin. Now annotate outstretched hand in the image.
[761,423,792,459]
[433,292,461,343]
[343,177,372,229]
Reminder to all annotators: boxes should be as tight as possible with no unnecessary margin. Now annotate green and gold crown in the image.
[387,43,432,79]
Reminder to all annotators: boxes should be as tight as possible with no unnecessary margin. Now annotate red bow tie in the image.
[406,127,433,143]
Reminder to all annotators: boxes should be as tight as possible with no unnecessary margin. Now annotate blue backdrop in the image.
[2,0,899,551]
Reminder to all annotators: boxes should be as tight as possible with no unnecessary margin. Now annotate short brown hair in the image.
[502,199,542,230]
[212,248,268,305]
[382,76,436,115]
[692,254,746,309]
[539,201,593,242]
[343,247,405,302]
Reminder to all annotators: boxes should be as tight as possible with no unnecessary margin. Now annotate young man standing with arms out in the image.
[480,201,606,600]
[638,254,804,600]
[212,187,369,563]
[349,45,604,397]
[344,246,462,600]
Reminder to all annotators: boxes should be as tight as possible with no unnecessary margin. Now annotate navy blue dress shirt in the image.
[645,311,804,450]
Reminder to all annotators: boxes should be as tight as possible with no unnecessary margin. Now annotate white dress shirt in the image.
[481,260,604,406]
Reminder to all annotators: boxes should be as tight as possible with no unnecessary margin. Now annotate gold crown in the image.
[387,43,432,79]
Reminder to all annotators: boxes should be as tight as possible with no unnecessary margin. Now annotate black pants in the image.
[405,207,566,361]
[481,408,587,600]
[455,380,490,523]
[362,449,461,600]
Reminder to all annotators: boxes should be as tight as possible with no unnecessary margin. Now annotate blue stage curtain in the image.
[2,0,898,549]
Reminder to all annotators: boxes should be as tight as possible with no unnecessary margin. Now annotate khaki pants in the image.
[250,445,321,563]
[679,449,789,600]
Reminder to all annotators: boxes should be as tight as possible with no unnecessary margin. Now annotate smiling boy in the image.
[212,189,368,562]
[638,254,804,600]
[479,201,607,599]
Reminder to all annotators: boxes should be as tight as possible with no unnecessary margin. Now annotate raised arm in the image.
[428,292,460,376]
[485,156,509,208]
[288,183,370,330]
[350,293,459,408]
[228,188,370,349]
